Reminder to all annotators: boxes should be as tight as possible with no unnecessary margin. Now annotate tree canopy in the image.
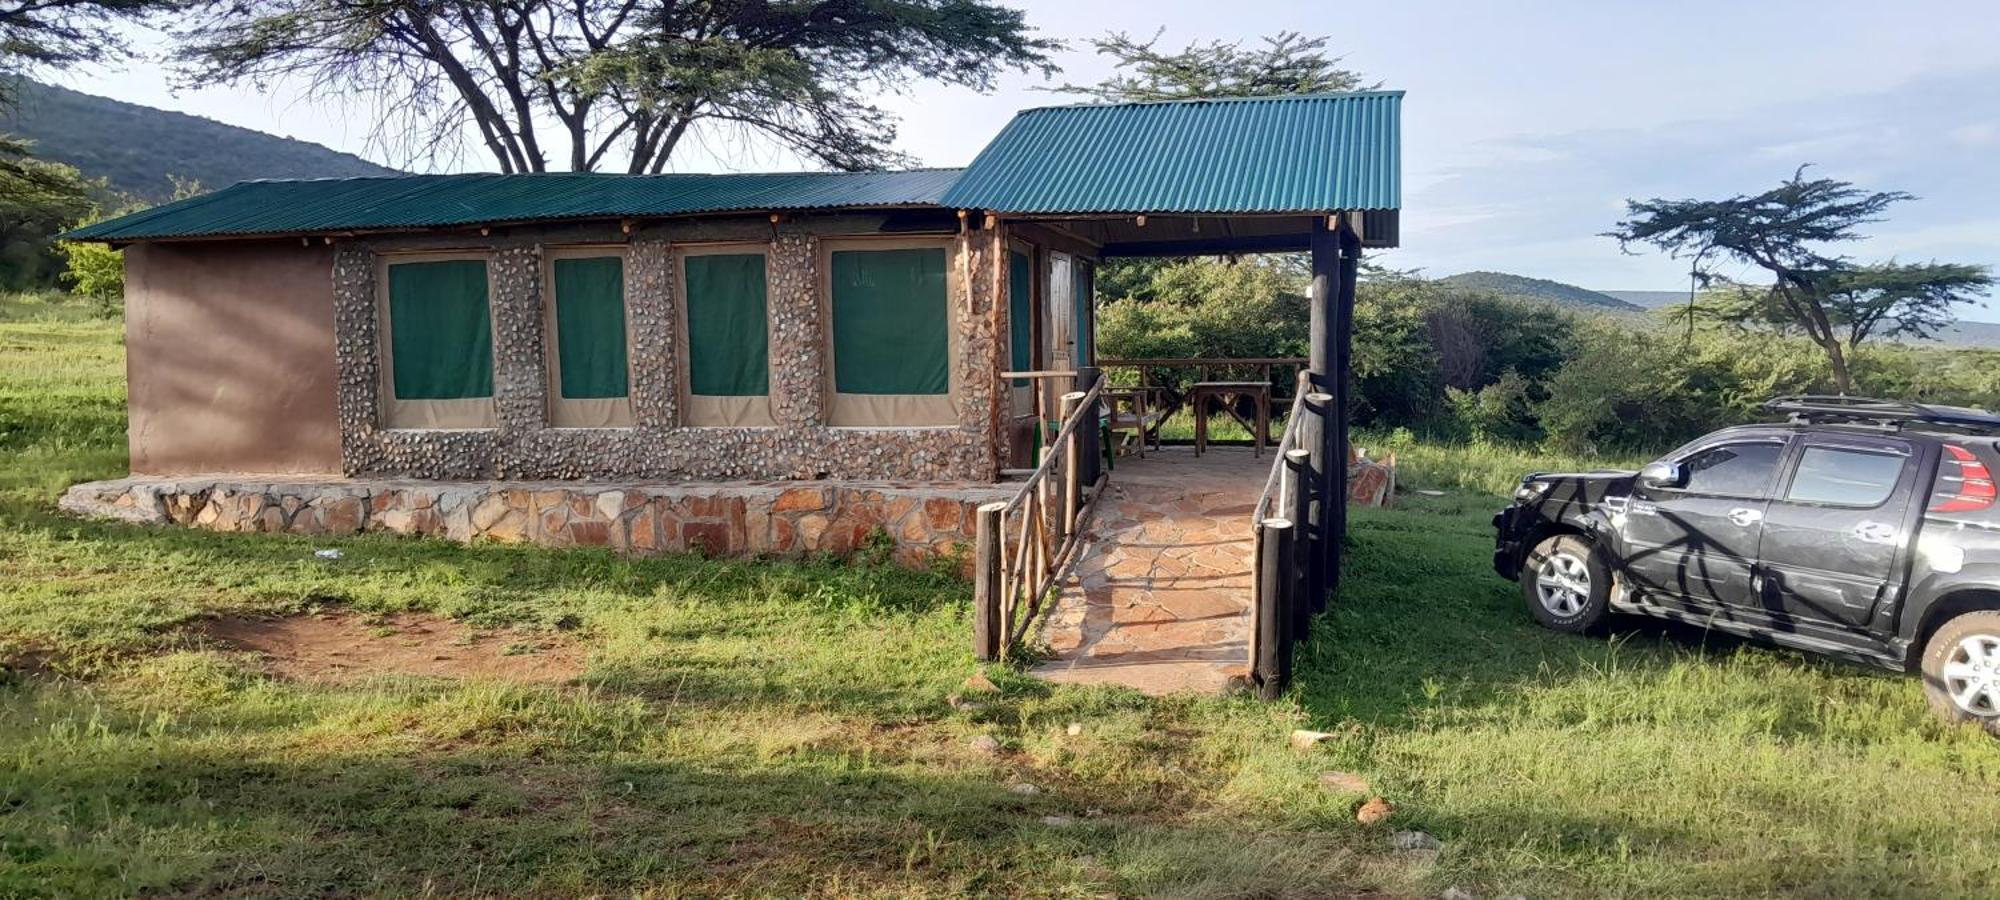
[1052,30,1371,103]
[171,0,1056,174]
[1608,167,1993,392]
[0,1,176,96]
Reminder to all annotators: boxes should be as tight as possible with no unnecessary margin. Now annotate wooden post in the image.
[1076,367,1102,485]
[973,502,1005,660]
[1330,223,1361,598]
[1286,448,1318,614]
[1059,391,1084,538]
[1255,517,1294,700]
[1306,219,1339,585]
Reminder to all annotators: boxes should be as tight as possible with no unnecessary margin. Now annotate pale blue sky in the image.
[61,1,2000,318]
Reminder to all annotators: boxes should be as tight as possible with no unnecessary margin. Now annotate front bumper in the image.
[1492,505,1526,581]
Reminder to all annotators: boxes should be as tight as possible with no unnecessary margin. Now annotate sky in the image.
[58,0,2000,320]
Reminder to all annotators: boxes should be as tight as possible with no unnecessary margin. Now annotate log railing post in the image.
[1254,517,1294,700]
[973,501,1006,661]
[1059,391,1084,539]
[1285,447,1318,617]
[1076,366,1101,485]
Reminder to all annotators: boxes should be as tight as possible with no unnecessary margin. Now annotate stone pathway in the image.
[1035,447,1263,695]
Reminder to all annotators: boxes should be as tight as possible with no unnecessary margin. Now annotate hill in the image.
[1600,289,2000,349]
[1,81,399,202]
[1439,271,1642,312]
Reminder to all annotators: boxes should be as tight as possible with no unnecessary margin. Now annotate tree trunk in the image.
[1823,338,1854,395]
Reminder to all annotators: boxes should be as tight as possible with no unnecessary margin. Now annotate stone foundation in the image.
[61,475,1012,570]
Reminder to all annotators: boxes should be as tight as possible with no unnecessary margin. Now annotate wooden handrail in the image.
[974,379,1106,660]
[1248,369,1331,698]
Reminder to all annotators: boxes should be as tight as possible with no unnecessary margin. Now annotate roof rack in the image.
[1764,395,2000,436]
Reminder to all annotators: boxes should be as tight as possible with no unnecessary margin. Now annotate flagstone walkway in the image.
[1034,447,1262,695]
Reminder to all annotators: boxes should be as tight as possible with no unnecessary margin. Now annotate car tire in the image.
[1921,611,2000,737]
[1521,534,1613,634]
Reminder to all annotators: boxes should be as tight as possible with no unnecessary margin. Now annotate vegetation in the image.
[1052,30,1371,102]
[0,137,94,292]
[3,294,2000,896]
[1609,166,1993,393]
[1436,270,1642,312]
[0,0,179,95]
[171,0,1057,173]
[4,81,398,202]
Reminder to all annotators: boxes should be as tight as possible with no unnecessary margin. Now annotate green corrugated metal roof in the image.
[67,92,1403,242]
[940,91,1402,214]
[64,169,965,241]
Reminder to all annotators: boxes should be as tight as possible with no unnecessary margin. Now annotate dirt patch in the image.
[206,612,584,685]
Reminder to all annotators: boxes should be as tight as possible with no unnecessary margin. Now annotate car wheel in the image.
[1521,534,1612,633]
[1921,611,2000,737]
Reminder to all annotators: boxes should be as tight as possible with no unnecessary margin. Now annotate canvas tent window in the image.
[678,245,774,427]
[823,240,956,427]
[545,248,634,428]
[379,254,496,429]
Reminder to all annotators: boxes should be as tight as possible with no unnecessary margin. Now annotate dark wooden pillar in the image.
[1305,220,1339,591]
[1329,221,1361,600]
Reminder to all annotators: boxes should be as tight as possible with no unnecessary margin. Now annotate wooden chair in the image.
[1103,386,1166,458]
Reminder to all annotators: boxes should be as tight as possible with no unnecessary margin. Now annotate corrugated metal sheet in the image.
[940,91,1401,215]
[66,169,965,241]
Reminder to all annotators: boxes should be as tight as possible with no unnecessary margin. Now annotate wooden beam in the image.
[1098,233,1312,258]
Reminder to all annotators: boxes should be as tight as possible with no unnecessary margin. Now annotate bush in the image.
[56,237,122,317]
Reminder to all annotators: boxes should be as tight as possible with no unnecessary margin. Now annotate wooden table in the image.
[1189,381,1272,457]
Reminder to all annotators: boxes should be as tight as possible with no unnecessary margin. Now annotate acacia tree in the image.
[172,0,1056,174]
[1052,30,1370,102]
[0,0,179,103]
[1064,30,1370,316]
[1609,168,1992,393]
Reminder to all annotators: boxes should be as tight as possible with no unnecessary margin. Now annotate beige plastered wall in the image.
[123,240,342,475]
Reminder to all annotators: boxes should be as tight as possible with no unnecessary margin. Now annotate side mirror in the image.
[1638,461,1687,491]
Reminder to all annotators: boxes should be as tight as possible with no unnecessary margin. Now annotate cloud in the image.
[1391,66,2000,309]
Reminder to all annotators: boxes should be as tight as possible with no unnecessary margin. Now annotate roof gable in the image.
[940,91,1402,215]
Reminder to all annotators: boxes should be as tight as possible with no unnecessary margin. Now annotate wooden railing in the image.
[1247,372,1334,698]
[1098,357,1308,404]
[974,379,1106,661]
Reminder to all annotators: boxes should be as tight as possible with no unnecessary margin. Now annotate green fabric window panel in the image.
[552,256,629,399]
[388,259,492,400]
[1008,250,1032,386]
[684,253,770,396]
[830,248,949,395]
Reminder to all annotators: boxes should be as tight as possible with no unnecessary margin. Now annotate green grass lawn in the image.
[3,293,1999,897]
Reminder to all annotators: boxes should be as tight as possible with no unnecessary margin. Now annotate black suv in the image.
[1493,396,2000,734]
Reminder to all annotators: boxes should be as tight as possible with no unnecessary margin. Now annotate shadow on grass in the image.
[1289,501,1905,732]
[0,671,1370,899]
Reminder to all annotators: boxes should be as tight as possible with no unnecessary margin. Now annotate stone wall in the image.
[61,475,1013,571]
[332,216,1009,483]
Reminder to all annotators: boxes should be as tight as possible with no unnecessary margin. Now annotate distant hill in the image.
[2,81,399,202]
[1599,288,2000,349]
[1601,289,1691,309]
[1439,271,1643,312]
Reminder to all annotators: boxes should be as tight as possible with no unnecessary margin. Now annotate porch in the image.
[1035,446,1262,695]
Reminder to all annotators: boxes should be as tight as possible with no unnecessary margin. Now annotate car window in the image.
[1676,441,1785,498]
[1786,446,1905,507]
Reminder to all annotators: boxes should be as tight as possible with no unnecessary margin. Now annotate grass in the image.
[3,291,2000,897]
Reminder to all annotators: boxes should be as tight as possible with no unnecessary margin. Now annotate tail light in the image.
[1931,444,1997,514]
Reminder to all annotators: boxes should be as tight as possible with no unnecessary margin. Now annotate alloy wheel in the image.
[1941,633,2000,718]
[1536,552,1592,618]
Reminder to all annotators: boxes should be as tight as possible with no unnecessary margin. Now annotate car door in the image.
[1621,436,1791,608]
[1756,435,1920,630]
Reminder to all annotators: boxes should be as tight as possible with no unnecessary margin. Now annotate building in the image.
[61,91,1401,573]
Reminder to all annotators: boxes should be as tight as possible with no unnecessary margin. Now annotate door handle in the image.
[1727,507,1764,527]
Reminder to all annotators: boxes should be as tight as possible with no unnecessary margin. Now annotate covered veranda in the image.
[947,91,1402,695]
